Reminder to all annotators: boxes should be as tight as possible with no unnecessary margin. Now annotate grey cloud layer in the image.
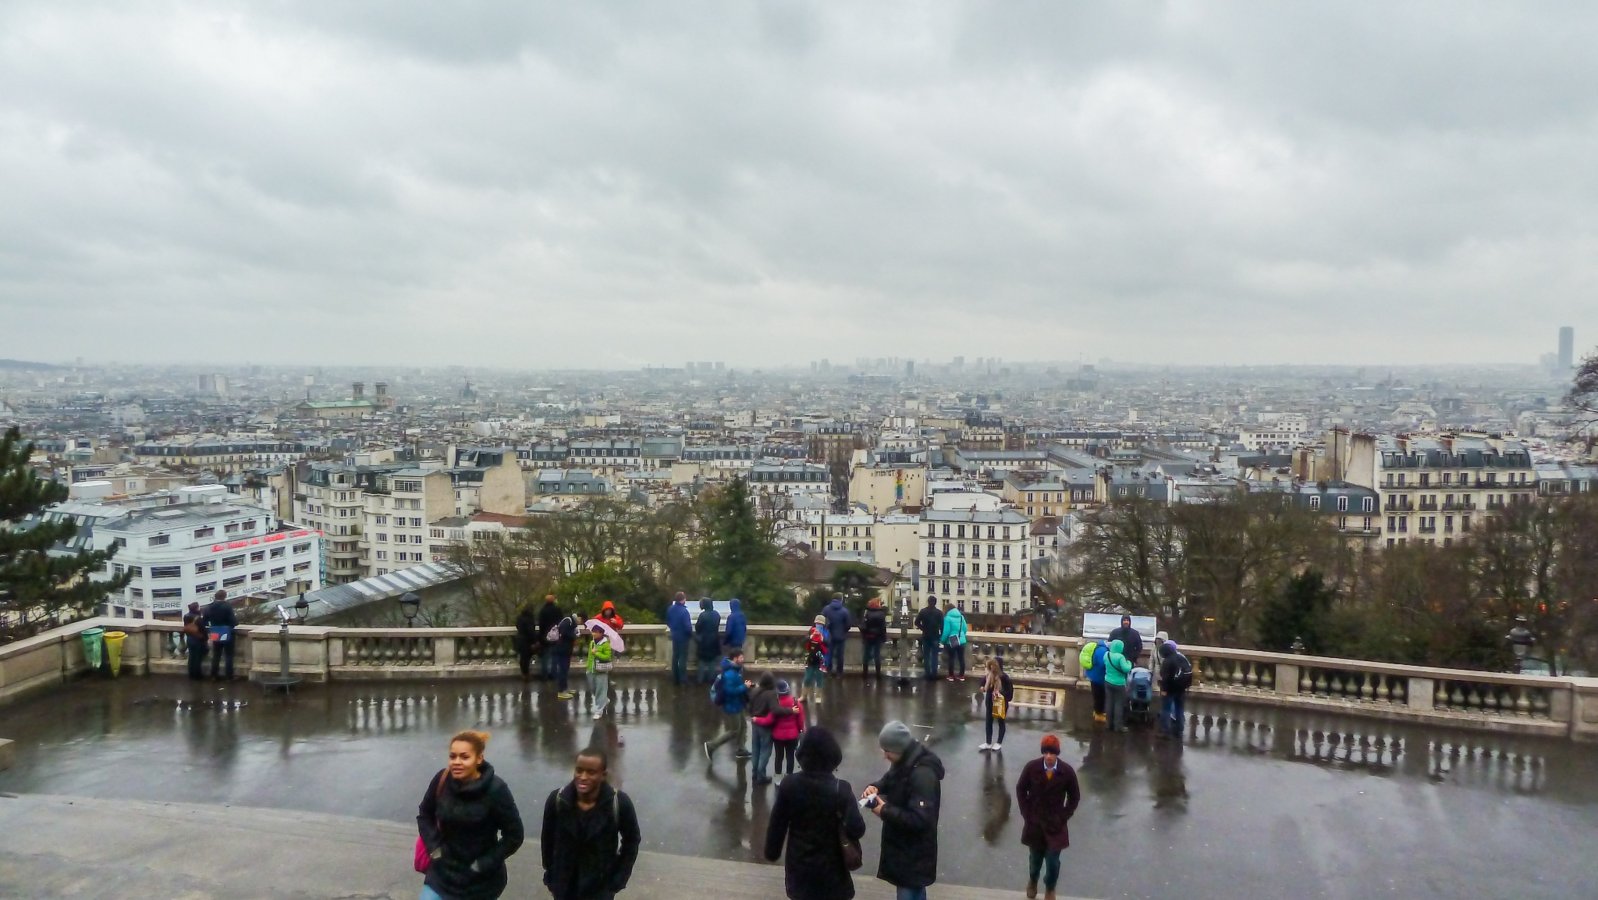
[1,1,1594,367]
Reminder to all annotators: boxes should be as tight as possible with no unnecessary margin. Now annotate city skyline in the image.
[2,3,1596,368]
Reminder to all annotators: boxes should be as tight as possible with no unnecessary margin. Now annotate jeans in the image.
[862,640,883,677]
[896,887,929,900]
[1028,846,1062,890]
[671,639,690,685]
[1091,679,1106,715]
[209,638,234,680]
[1162,690,1187,737]
[707,711,748,755]
[697,652,720,684]
[945,642,966,678]
[420,885,444,900]
[1105,683,1127,731]
[590,670,610,715]
[921,637,940,679]
[985,702,1007,745]
[540,645,557,679]
[554,648,572,692]
[827,637,847,675]
[752,727,773,780]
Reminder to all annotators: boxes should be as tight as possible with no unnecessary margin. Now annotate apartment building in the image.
[1334,432,1537,548]
[1000,472,1070,520]
[848,462,928,514]
[918,507,1032,619]
[804,512,875,561]
[94,486,320,618]
[132,439,308,473]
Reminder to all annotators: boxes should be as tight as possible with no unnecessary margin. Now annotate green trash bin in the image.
[80,627,105,673]
[103,630,127,677]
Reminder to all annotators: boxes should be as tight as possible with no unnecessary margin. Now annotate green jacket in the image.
[940,607,968,646]
[1103,639,1132,687]
[586,636,613,673]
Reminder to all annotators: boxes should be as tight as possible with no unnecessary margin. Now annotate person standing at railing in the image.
[553,610,579,701]
[822,595,853,676]
[725,599,747,652]
[203,589,237,682]
[587,624,614,720]
[694,598,722,685]
[1102,639,1133,733]
[182,601,208,681]
[1108,615,1144,667]
[514,602,540,682]
[861,597,889,682]
[536,595,563,681]
[941,600,969,682]
[666,592,693,686]
[1157,641,1193,740]
[915,596,944,681]
[1078,640,1108,725]
[802,616,829,706]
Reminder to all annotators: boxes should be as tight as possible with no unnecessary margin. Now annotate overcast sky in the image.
[2,2,1595,370]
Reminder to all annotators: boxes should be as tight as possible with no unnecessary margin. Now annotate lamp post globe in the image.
[399,591,421,627]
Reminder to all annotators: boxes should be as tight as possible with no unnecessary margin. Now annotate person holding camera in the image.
[860,720,945,900]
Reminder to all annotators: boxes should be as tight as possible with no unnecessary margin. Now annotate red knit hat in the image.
[1040,733,1061,754]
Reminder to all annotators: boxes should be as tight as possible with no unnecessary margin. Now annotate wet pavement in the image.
[2,672,1595,900]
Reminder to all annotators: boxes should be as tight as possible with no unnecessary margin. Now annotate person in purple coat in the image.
[1013,733,1081,900]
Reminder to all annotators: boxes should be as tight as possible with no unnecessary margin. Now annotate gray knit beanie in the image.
[878,720,915,754]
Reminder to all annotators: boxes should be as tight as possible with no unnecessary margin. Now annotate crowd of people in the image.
[456,592,1179,899]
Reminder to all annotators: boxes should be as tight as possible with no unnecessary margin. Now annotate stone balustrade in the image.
[4,617,1598,742]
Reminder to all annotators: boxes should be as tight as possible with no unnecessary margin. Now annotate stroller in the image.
[1126,667,1155,725]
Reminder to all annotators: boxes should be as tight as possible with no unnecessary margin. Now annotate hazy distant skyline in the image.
[2,2,1594,369]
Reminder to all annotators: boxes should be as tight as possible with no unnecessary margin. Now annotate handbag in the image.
[413,769,446,874]
[836,779,863,872]
[992,692,1008,721]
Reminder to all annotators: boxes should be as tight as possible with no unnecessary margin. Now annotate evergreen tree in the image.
[697,477,796,622]
[1256,569,1336,653]
[1,427,131,641]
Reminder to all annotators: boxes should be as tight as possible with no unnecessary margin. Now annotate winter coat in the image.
[555,615,579,651]
[586,636,613,674]
[1108,624,1144,664]
[514,607,540,652]
[666,601,693,643]
[764,771,866,900]
[597,605,625,633]
[1159,648,1192,696]
[417,762,525,900]
[536,601,563,647]
[869,742,945,888]
[695,602,722,656]
[203,598,237,630]
[725,600,748,648]
[805,627,828,669]
[861,606,889,643]
[1086,643,1108,685]
[718,658,749,714]
[1103,639,1132,688]
[939,608,968,647]
[822,598,852,643]
[757,695,806,742]
[1015,757,1081,853]
[182,611,209,651]
[914,604,944,642]
[540,781,641,900]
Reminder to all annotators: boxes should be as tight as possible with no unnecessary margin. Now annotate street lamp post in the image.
[1505,616,1534,674]
[399,591,421,627]
[895,591,912,691]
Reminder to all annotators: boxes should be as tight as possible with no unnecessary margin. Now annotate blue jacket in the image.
[666,601,693,642]
[724,600,748,648]
[822,598,852,642]
[1087,643,1108,685]
[718,658,749,713]
[695,601,722,655]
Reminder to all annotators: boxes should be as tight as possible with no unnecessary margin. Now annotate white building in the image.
[918,507,1031,618]
[94,486,321,619]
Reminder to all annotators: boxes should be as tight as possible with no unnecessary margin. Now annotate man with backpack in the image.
[860,597,889,682]
[552,608,579,700]
[1158,640,1193,740]
[704,649,753,761]
[1079,639,1109,725]
[541,747,641,899]
[536,594,563,680]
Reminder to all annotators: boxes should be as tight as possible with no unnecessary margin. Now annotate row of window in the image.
[373,515,425,527]
[376,533,425,544]
[116,543,313,579]
[1307,496,1375,512]
[1385,471,1531,487]
[933,561,1023,578]
[927,542,1014,560]
[127,561,312,600]
[929,578,1015,598]
[810,525,873,538]
[824,540,872,552]
[374,551,425,562]
[926,523,1017,540]
[1387,515,1472,534]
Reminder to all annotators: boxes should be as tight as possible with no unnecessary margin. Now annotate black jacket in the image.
[203,599,237,630]
[914,605,944,642]
[536,601,563,647]
[541,781,641,900]
[695,605,722,655]
[861,607,889,643]
[182,611,209,651]
[985,671,1015,704]
[764,772,867,900]
[869,742,945,889]
[1159,649,1192,695]
[514,607,540,651]
[1108,624,1143,664]
[417,762,525,900]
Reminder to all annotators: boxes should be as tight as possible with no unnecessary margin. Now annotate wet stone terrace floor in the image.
[2,671,1595,900]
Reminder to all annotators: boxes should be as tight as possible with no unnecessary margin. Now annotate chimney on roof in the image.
[353,382,365,400]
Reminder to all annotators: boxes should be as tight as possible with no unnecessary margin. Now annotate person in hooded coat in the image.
[821,595,853,675]
[536,595,563,680]
[695,598,722,684]
[724,599,748,651]
[665,592,693,685]
[862,720,945,899]
[417,730,524,900]
[764,726,866,900]
[860,597,889,680]
[1102,639,1133,733]
[514,603,540,680]
[1108,615,1144,666]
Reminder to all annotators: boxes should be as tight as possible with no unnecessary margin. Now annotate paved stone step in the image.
[0,793,1091,899]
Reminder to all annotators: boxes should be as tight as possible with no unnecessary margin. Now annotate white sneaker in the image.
[978,743,991,751]
[992,743,1002,751]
